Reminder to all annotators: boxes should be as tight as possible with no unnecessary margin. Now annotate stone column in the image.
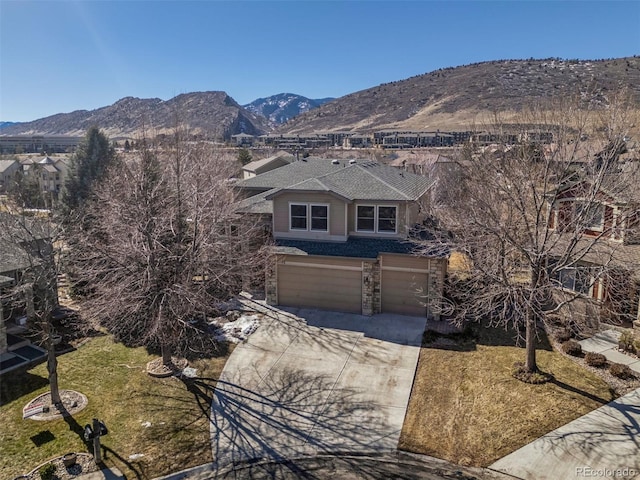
[265,256,278,306]
[362,261,374,316]
[427,259,446,321]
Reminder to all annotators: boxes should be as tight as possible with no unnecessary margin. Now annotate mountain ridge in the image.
[2,57,639,138]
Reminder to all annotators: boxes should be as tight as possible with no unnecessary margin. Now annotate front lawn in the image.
[399,324,615,467]
[0,335,230,480]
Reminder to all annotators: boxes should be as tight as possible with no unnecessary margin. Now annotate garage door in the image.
[277,256,362,314]
[381,256,429,317]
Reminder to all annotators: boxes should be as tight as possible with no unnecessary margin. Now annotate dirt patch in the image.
[146,357,188,377]
[24,390,88,421]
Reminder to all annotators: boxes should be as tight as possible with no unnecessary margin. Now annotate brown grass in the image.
[0,335,230,480]
[399,325,614,467]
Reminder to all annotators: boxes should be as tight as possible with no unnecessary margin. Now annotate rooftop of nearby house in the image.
[241,151,295,173]
[273,236,448,259]
[237,157,433,208]
[0,160,18,173]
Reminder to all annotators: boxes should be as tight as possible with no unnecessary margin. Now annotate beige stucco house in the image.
[237,157,448,318]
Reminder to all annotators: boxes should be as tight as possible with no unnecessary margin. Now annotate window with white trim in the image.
[356,205,397,233]
[553,267,592,295]
[310,205,328,231]
[289,203,329,232]
[378,206,397,233]
[356,205,375,231]
[575,202,605,230]
[290,204,307,230]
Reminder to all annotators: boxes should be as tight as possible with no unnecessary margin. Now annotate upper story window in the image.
[356,205,397,234]
[575,201,604,231]
[289,203,329,232]
[290,204,307,230]
[378,206,397,233]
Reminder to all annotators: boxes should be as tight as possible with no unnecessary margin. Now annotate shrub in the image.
[39,463,56,480]
[561,339,582,356]
[584,352,607,368]
[618,330,637,354]
[555,329,572,343]
[609,363,634,380]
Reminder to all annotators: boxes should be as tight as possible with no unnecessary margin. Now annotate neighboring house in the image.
[231,133,256,147]
[547,176,640,327]
[236,157,448,318]
[241,151,295,179]
[22,155,69,199]
[0,213,52,373]
[0,159,20,193]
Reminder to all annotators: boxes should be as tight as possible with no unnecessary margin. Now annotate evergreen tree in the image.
[237,147,252,165]
[60,126,117,215]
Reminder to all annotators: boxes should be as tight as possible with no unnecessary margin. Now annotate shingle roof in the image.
[274,237,448,258]
[237,157,343,191]
[238,158,433,201]
[0,160,18,173]
[242,151,294,173]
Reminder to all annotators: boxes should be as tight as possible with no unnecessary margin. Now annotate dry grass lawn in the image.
[399,324,615,467]
[0,334,231,480]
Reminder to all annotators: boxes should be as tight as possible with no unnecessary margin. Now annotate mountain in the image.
[243,93,334,126]
[278,57,640,133]
[0,92,270,139]
[0,122,20,130]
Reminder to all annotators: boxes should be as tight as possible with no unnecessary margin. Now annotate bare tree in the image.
[430,92,640,375]
[0,209,63,404]
[67,130,269,368]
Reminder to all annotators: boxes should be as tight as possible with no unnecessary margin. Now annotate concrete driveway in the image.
[209,304,426,471]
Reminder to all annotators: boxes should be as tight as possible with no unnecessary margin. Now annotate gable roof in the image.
[241,151,295,174]
[0,160,19,173]
[238,157,433,202]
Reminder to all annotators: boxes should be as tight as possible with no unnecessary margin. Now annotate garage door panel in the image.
[278,262,362,314]
[382,270,428,317]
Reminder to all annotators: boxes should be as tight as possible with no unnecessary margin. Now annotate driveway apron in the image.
[209,306,426,471]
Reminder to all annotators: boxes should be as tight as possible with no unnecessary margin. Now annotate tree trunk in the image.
[524,309,538,373]
[47,341,61,405]
[161,343,172,367]
[44,320,61,405]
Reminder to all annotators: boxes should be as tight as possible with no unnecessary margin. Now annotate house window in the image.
[378,206,397,233]
[356,206,375,231]
[310,205,328,231]
[554,267,591,295]
[356,205,398,233]
[290,203,329,232]
[290,204,307,230]
[575,202,604,230]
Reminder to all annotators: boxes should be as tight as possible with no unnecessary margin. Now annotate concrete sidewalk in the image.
[490,387,640,480]
[579,330,640,373]
[76,467,125,480]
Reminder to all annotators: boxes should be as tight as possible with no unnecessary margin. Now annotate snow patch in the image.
[210,314,260,343]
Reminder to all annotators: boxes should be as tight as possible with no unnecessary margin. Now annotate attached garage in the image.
[381,255,431,317]
[276,255,363,314]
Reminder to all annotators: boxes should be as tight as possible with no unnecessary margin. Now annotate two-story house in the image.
[0,159,20,193]
[236,157,448,318]
[547,176,640,327]
[22,155,69,199]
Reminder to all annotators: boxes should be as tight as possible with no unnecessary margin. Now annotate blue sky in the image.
[1,1,639,122]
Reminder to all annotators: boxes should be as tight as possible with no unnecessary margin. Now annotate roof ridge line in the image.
[355,163,414,200]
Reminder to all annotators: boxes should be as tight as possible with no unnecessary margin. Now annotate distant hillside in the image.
[243,93,334,126]
[279,57,640,133]
[0,92,270,139]
[0,122,20,130]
